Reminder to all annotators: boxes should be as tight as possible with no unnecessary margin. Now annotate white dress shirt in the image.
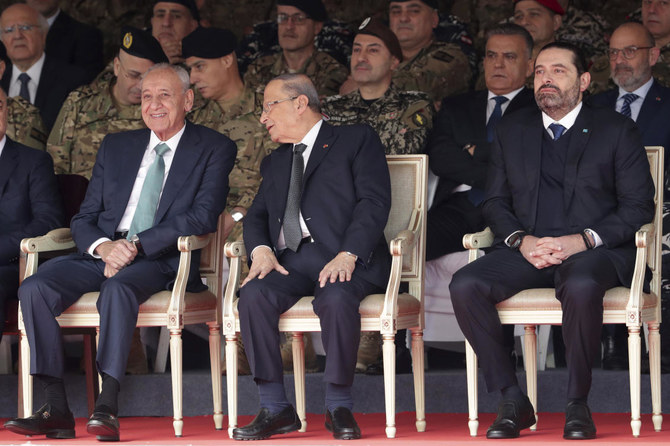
[616,76,653,122]
[9,53,45,104]
[0,135,7,159]
[87,124,186,256]
[46,9,60,28]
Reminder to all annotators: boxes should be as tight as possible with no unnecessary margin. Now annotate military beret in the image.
[153,0,200,21]
[388,0,438,8]
[356,17,403,63]
[277,0,328,22]
[514,0,565,15]
[182,27,237,59]
[120,26,169,64]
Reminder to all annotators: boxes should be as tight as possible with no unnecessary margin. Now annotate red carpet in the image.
[0,412,666,445]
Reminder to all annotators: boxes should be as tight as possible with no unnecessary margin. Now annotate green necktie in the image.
[127,143,170,238]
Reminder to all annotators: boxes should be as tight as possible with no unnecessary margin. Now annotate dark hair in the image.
[485,23,534,60]
[538,41,588,75]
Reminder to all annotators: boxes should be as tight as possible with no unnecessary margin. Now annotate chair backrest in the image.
[56,174,89,224]
[384,155,428,299]
[196,213,226,299]
[645,146,664,305]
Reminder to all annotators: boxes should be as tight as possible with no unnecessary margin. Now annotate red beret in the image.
[515,0,565,15]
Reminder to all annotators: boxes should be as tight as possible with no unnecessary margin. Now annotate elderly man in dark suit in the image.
[426,23,536,261]
[0,3,89,132]
[450,42,655,440]
[233,73,391,441]
[4,63,236,441]
[0,86,63,341]
[589,22,670,372]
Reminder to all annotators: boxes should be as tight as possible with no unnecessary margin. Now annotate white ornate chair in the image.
[462,146,664,437]
[222,154,428,439]
[17,215,227,437]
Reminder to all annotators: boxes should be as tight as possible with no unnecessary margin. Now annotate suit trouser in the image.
[426,192,483,261]
[238,242,380,386]
[450,247,621,400]
[0,263,19,340]
[18,254,172,381]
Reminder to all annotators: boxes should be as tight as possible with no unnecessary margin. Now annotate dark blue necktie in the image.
[18,73,31,102]
[486,96,509,142]
[619,93,639,119]
[549,123,566,141]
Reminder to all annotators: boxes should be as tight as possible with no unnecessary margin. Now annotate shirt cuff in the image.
[88,237,112,258]
[585,228,603,248]
[250,245,273,261]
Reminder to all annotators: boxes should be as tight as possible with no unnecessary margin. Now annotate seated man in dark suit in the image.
[450,42,655,440]
[0,85,63,341]
[426,23,536,261]
[0,3,89,132]
[589,22,670,372]
[4,63,236,441]
[27,0,104,82]
[233,73,391,441]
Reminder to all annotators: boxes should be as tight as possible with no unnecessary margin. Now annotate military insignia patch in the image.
[30,127,47,144]
[123,32,133,49]
[432,50,454,63]
[412,112,427,127]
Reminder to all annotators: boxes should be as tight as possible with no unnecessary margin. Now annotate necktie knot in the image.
[492,96,508,107]
[154,142,170,157]
[18,73,30,84]
[293,143,306,155]
[549,123,566,141]
[619,92,639,119]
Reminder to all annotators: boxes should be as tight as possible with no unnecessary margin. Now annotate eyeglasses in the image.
[262,96,298,114]
[0,24,40,35]
[607,46,654,60]
[277,13,309,25]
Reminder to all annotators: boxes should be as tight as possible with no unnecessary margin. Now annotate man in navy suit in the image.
[589,22,670,371]
[0,3,89,132]
[0,86,63,341]
[450,42,655,440]
[233,73,391,441]
[4,64,236,441]
[426,23,536,261]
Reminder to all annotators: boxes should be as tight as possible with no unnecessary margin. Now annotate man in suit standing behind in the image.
[426,23,536,261]
[589,22,670,371]
[450,42,655,440]
[4,63,236,441]
[233,73,391,441]
[0,85,63,341]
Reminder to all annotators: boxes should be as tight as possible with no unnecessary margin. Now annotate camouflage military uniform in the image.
[556,7,610,61]
[188,86,277,244]
[243,50,349,98]
[653,43,670,88]
[47,76,145,179]
[197,0,275,38]
[392,40,472,105]
[321,84,433,154]
[7,97,48,151]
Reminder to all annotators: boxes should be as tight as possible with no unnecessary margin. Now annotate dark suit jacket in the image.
[1,55,90,132]
[427,87,536,207]
[0,138,64,265]
[45,11,104,83]
[244,122,392,288]
[587,79,670,166]
[483,103,655,285]
[70,121,236,289]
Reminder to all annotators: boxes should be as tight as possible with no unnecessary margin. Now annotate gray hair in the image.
[485,23,534,60]
[274,73,321,113]
[141,63,190,93]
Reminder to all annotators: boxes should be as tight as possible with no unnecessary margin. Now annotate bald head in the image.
[609,22,659,92]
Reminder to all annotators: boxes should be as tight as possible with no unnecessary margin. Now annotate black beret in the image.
[277,0,328,22]
[357,17,403,62]
[120,26,169,64]
[182,27,237,59]
[389,0,438,8]
[153,0,200,22]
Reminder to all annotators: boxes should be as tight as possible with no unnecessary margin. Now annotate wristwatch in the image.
[231,211,244,222]
[129,234,145,256]
[505,231,527,251]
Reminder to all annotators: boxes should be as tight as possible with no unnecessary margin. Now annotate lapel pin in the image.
[323,144,329,149]
[582,129,589,133]
[657,97,662,101]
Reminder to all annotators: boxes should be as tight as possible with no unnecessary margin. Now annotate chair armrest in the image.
[462,227,494,250]
[626,223,653,326]
[21,228,76,280]
[177,233,212,252]
[222,241,247,335]
[389,229,416,256]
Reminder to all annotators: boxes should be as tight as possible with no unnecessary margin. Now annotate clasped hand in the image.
[95,240,138,278]
[521,234,586,269]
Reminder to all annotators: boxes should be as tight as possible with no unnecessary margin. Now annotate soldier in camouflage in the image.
[387,0,471,107]
[150,0,199,65]
[322,18,432,373]
[243,0,349,98]
[643,0,670,88]
[47,26,168,178]
[556,0,610,61]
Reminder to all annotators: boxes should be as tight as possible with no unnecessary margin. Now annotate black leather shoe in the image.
[486,396,536,439]
[563,400,596,440]
[325,407,361,440]
[87,410,120,441]
[4,403,75,439]
[232,406,301,441]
